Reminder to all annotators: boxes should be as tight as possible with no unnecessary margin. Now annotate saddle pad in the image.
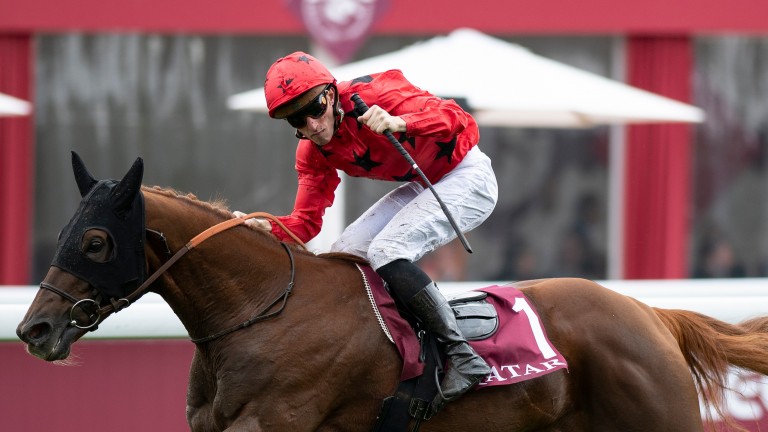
[359,265,569,388]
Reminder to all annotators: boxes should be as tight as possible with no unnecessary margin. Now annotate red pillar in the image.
[623,35,693,279]
[0,34,34,284]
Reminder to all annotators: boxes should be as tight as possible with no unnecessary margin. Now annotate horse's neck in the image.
[143,191,291,341]
[142,192,403,418]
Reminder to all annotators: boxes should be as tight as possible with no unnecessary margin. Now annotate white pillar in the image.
[607,36,626,279]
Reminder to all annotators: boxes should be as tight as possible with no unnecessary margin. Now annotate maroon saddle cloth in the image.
[358,265,569,388]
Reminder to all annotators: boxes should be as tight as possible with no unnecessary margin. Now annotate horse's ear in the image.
[111,157,144,217]
[71,151,98,197]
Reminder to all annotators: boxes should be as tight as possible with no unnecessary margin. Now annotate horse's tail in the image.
[654,308,768,429]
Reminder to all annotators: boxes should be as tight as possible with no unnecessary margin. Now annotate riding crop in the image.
[350,93,473,253]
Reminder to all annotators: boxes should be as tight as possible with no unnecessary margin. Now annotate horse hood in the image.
[51,152,146,302]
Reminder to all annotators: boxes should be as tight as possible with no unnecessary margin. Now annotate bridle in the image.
[40,212,306,343]
[190,240,296,344]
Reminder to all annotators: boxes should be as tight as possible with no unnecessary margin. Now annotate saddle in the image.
[358,264,568,432]
[446,291,498,340]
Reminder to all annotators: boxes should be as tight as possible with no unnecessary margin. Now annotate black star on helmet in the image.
[277,78,294,94]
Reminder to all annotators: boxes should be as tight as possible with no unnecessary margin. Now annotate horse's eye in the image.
[87,239,104,253]
[81,229,112,261]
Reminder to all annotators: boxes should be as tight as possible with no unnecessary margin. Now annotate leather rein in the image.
[40,212,307,344]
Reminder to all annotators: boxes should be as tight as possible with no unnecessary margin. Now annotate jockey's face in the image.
[296,86,336,146]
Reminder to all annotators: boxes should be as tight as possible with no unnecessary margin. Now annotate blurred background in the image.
[2,1,767,286]
[2,0,768,430]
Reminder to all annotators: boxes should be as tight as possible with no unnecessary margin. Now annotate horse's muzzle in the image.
[17,317,79,361]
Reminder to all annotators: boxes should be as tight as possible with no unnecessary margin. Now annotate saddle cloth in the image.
[359,265,569,388]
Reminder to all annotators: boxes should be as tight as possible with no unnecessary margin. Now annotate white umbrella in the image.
[0,92,32,117]
[228,28,704,128]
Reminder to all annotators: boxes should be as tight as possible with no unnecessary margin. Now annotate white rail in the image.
[2,278,767,341]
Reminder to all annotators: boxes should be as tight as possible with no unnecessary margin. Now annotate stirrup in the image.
[431,366,467,414]
[430,367,449,415]
[432,362,485,414]
[434,366,460,404]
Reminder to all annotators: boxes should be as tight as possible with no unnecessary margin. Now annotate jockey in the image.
[240,51,498,408]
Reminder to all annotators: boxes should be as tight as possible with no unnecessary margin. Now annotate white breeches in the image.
[330,146,498,270]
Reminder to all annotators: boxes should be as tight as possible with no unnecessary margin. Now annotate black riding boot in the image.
[407,282,491,409]
[377,260,491,411]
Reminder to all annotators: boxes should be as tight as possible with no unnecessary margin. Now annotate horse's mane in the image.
[141,185,369,265]
[142,185,233,220]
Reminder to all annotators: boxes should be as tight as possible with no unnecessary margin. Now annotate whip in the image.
[350,93,472,253]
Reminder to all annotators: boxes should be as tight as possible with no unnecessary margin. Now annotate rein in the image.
[190,241,295,345]
[41,212,306,339]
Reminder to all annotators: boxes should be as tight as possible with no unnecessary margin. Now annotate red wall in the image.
[1,340,194,431]
[3,339,768,430]
[2,0,768,34]
[0,35,33,285]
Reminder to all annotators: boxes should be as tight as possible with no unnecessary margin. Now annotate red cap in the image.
[264,52,336,118]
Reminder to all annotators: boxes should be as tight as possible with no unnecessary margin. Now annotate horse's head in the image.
[17,151,146,361]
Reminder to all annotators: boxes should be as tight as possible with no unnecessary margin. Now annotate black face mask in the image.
[51,152,146,302]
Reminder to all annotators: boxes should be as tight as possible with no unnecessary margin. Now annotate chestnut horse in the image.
[16,153,768,431]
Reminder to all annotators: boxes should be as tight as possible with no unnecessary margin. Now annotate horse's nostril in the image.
[22,322,52,344]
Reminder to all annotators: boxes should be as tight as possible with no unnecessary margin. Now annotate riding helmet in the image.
[264,51,337,119]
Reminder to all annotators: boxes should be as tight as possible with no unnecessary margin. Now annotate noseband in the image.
[39,281,107,329]
[40,212,305,341]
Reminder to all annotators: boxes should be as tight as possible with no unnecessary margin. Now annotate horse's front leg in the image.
[187,352,221,431]
[187,406,217,432]
[188,387,263,432]
[220,418,265,431]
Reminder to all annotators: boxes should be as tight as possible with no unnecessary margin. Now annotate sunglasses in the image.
[286,85,331,129]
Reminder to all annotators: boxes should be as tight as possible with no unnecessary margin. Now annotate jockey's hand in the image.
[357,105,406,135]
[233,211,271,231]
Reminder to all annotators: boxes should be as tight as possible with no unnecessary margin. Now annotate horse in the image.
[16,152,768,431]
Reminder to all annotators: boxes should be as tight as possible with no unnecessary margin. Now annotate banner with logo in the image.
[285,0,391,63]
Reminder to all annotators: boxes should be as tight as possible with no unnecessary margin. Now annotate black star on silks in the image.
[398,132,416,149]
[352,148,382,172]
[393,169,418,182]
[351,75,373,85]
[315,145,333,158]
[297,55,312,64]
[346,111,365,130]
[434,135,457,163]
[345,93,367,128]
